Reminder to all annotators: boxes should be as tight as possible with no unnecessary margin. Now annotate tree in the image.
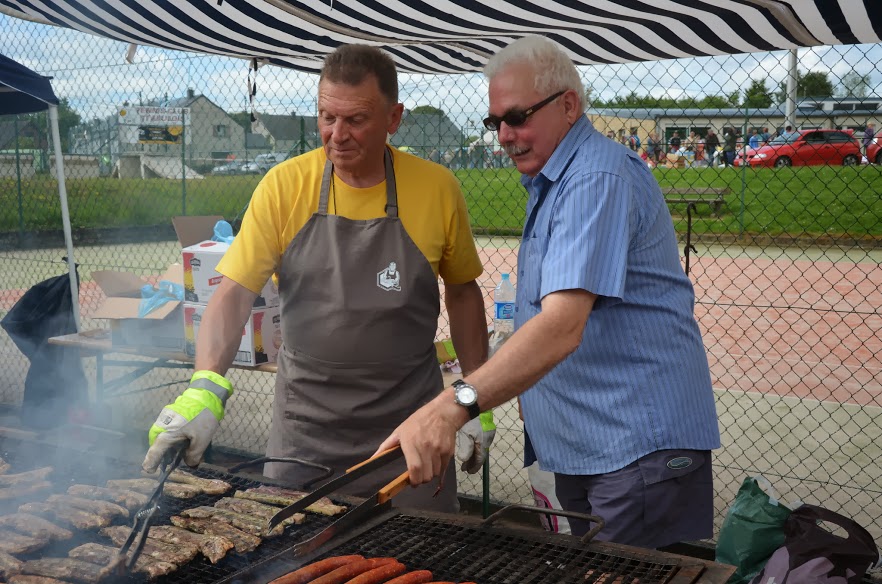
[411,105,445,115]
[229,111,252,130]
[26,98,82,152]
[836,71,872,98]
[775,70,835,103]
[743,79,773,109]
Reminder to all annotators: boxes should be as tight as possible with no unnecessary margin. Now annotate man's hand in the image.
[455,411,496,473]
[375,388,468,486]
[143,371,233,472]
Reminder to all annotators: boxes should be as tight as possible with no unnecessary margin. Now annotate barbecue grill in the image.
[227,505,734,584]
[0,428,735,584]
[0,430,351,584]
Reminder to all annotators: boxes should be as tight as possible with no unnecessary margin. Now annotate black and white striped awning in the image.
[1,1,880,73]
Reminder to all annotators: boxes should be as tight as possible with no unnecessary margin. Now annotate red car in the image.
[867,132,881,164]
[735,129,861,168]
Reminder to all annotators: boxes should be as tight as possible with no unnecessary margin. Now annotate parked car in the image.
[255,152,289,173]
[211,162,241,175]
[867,133,881,164]
[239,161,261,175]
[734,129,861,168]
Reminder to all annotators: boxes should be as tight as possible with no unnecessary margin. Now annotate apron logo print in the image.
[666,456,693,470]
[377,261,402,292]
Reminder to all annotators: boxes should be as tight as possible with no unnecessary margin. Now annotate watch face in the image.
[456,384,478,406]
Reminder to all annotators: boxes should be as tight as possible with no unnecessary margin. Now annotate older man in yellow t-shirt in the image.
[142,45,489,512]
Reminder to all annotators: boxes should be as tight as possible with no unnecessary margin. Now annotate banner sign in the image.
[118,106,191,144]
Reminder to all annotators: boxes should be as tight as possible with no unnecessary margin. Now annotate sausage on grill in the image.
[168,470,232,495]
[169,515,261,553]
[7,576,73,584]
[0,528,48,554]
[345,561,406,583]
[214,497,305,525]
[68,543,178,579]
[0,456,10,474]
[0,467,53,487]
[19,557,109,583]
[0,481,51,501]
[146,525,234,564]
[384,571,435,584]
[310,558,398,584]
[46,495,129,521]
[66,485,148,511]
[0,550,24,579]
[100,526,200,565]
[268,555,365,584]
[0,513,73,541]
[18,502,109,530]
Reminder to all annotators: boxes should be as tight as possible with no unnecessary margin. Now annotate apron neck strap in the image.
[317,148,398,217]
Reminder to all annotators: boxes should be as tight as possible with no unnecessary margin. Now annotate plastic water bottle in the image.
[493,273,516,335]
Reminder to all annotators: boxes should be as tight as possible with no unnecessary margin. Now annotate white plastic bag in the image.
[527,462,571,534]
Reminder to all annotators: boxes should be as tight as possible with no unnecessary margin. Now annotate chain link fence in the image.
[2,18,881,543]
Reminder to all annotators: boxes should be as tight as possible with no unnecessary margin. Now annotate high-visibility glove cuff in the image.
[190,371,233,403]
[479,410,496,432]
[179,388,225,422]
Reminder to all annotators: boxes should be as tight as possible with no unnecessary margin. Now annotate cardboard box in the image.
[91,264,186,351]
[183,302,281,367]
[172,215,279,308]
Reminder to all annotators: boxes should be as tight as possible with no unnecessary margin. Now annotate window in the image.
[827,131,854,143]
[803,132,825,143]
[213,124,228,137]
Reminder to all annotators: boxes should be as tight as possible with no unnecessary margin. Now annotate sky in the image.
[3,14,881,132]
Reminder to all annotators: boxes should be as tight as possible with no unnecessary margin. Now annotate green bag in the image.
[716,476,796,584]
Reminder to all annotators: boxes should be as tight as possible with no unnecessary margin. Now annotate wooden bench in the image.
[662,187,729,216]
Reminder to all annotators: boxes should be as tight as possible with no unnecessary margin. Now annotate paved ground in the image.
[2,238,881,542]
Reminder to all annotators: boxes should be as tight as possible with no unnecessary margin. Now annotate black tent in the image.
[0,53,86,429]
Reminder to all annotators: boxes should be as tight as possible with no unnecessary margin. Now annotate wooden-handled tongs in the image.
[265,446,410,557]
[108,445,184,575]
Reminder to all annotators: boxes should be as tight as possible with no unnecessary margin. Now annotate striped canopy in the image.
[1,1,879,73]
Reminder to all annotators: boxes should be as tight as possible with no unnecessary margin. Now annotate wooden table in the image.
[49,329,459,403]
[48,329,279,403]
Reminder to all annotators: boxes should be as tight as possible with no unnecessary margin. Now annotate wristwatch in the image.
[452,379,481,420]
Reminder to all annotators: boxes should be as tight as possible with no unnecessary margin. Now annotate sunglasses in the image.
[483,90,565,132]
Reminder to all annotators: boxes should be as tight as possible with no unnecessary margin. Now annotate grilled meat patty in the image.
[0,467,53,487]
[45,495,128,521]
[146,525,234,564]
[0,549,24,579]
[169,515,261,553]
[68,543,177,579]
[7,576,74,584]
[18,502,109,530]
[66,485,148,511]
[0,481,51,501]
[104,479,200,499]
[233,489,346,516]
[167,470,231,495]
[100,526,199,565]
[19,558,109,583]
[0,513,73,541]
[179,506,283,537]
[214,497,305,525]
[0,528,48,554]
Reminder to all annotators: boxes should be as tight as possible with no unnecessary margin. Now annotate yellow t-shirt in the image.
[216,146,482,293]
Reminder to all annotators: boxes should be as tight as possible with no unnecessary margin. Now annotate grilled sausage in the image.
[268,555,364,584]
[310,558,398,584]
[345,562,406,583]
[384,571,434,584]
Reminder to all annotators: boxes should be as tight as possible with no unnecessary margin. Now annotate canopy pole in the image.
[785,49,798,130]
[49,104,81,331]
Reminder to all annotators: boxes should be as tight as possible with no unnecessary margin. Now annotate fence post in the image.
[739,107,748,237]
[14,115,24,239]
[181,111,187,215]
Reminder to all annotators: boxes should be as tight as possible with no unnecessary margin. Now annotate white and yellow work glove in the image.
[143,371,232,472]
[455,411,496,474]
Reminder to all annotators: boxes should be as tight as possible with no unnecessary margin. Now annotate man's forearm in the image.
[194,280,259,375]
[445,280,488,375]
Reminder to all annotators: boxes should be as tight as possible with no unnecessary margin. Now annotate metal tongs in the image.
[109,446,184,575]
[265,446,410,556]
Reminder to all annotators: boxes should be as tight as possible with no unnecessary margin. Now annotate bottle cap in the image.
[501,273,510,280]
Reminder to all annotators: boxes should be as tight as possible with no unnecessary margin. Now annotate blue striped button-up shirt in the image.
[516,116,721,475]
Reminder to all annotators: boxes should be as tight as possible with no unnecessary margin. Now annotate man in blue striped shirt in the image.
[378,35,720,549]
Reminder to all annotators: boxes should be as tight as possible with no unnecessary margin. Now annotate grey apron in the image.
[264,149,458,512]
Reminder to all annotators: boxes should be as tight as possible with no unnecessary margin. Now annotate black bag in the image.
[1,271,88,429]
[749,504,879,584]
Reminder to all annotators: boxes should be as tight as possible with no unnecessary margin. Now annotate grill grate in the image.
[254,514,686,584]
[0,435,341,584]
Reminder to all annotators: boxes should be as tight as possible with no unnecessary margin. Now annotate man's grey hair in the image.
[484,35,586,113]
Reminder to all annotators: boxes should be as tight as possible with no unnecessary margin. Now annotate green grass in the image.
[2,165,882,240]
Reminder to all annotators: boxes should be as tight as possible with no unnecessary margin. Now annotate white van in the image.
[255,152,289,173]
